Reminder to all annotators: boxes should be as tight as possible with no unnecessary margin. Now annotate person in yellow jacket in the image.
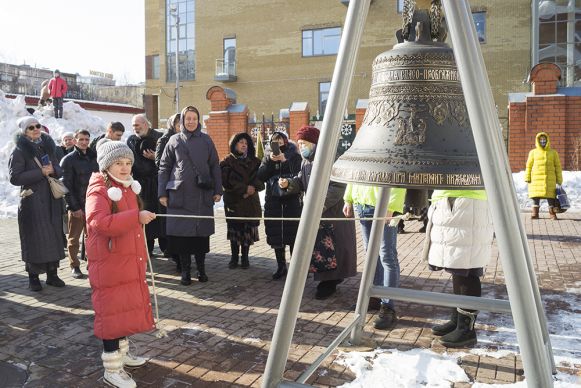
[343,185,406,330]
[525,132,563,220]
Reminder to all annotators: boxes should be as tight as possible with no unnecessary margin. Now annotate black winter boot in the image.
[173,255,181,273]
[28,273,42,292]
[179,255,192,285]
[229,241,240,269]
[46,269,65,287]
[195,254,208,282]
[431,309,458,336]
[272,248,287,280]
[439,308,478,348]
[240,246,250,269]
[373,304,397,330]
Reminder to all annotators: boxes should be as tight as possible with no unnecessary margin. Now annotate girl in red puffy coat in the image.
[85,139,157,388]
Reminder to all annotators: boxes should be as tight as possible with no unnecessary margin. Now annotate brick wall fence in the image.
[205,86,311,160]
[508,63,581,172]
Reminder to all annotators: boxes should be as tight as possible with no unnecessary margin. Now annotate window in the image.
[145,55,160,79]
[472,12,486,44]
[537,1,581,86]
[319,82,331,117]
[302,27,341,57]
[397,0,404,13]
[153,55,160,79]
[223,37,236,74]
[166,0,195,81]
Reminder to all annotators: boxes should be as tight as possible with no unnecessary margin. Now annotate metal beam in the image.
[442,1,554,386]
[369,286,512,314]
[261,0,372,386]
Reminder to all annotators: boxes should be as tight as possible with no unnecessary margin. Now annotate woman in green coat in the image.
[524,132,563,220]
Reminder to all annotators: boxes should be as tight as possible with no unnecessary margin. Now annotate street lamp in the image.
[169,3,180,113]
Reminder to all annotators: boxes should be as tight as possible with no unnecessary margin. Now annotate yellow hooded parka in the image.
[525,132,563,199]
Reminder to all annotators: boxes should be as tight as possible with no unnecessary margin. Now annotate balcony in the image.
[214,59,237,82]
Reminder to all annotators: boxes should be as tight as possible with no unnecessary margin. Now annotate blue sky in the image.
[0,0,145,85]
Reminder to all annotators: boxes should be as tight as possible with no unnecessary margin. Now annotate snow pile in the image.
[0,91,107,217]
[336,348,579,387]
[336,348,470,387]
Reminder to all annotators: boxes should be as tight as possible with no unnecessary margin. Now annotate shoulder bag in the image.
[34,157,69,199]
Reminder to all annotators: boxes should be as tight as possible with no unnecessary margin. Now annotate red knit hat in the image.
[296,125,320,144]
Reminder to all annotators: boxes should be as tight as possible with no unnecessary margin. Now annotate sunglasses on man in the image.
[27,124,42,131]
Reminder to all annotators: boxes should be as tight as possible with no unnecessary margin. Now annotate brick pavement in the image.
[0,210,579,387]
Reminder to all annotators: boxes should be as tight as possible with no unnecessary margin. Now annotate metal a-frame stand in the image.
[261,1,555,387]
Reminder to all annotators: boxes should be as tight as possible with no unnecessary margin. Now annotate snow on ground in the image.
[335,290,581,387]
[335,348,579,387]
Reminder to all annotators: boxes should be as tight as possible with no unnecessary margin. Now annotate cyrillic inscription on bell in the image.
[331,1,483,189]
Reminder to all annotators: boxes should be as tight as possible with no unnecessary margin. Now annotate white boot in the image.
[119,338,147,368]
[101,350,137,388]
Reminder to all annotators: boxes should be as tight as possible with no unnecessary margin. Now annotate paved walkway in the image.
[0,210,579,387]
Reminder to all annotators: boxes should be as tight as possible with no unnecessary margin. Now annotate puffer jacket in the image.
[48,76,68,98]
[85,172,155,339]
[525,132,563,199]
[426,190,494,270]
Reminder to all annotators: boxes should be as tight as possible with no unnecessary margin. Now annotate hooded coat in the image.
[257,138,303,247]
[157,125,222,237]
[525,132,563,199]
[220,133,264,226]
[9,132,65,265]
[85,173,155,339]
[286,146,357,282]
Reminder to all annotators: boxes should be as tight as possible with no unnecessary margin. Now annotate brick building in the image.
[508,63,581,172]
[143,0,550,130]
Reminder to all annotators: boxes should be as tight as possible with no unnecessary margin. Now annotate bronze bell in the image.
[331,0,483,189]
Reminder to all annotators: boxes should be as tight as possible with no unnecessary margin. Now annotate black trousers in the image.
[103,337,124,352]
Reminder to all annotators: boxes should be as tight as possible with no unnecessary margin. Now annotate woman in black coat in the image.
[220,133,264,269]
[156,113,181,271]
[9,116,66,291]
[257,132,302,279]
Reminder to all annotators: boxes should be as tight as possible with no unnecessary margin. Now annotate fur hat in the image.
[17,116,40,133]
[296,125,320,144]
[96,139,134,172]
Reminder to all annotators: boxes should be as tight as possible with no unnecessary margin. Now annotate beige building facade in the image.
[144,0,533,129]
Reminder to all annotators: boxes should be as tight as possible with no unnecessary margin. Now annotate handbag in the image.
[196,173,215,190]
[181,139,215,191]
[34,157,69,199]
[47,176,69,199]
[309,223,337,273]
[555,184,570,213]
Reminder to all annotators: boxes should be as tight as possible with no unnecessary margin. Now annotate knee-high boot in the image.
[240,245,250,269]
[179,254,192,285]
[229,241,240,269]
[272,247,287,280]
[195,254,208,282]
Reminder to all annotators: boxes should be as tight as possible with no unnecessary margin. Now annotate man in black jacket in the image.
[60,129,99,279]
[89,121,125,154]
[128,114,163,254]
